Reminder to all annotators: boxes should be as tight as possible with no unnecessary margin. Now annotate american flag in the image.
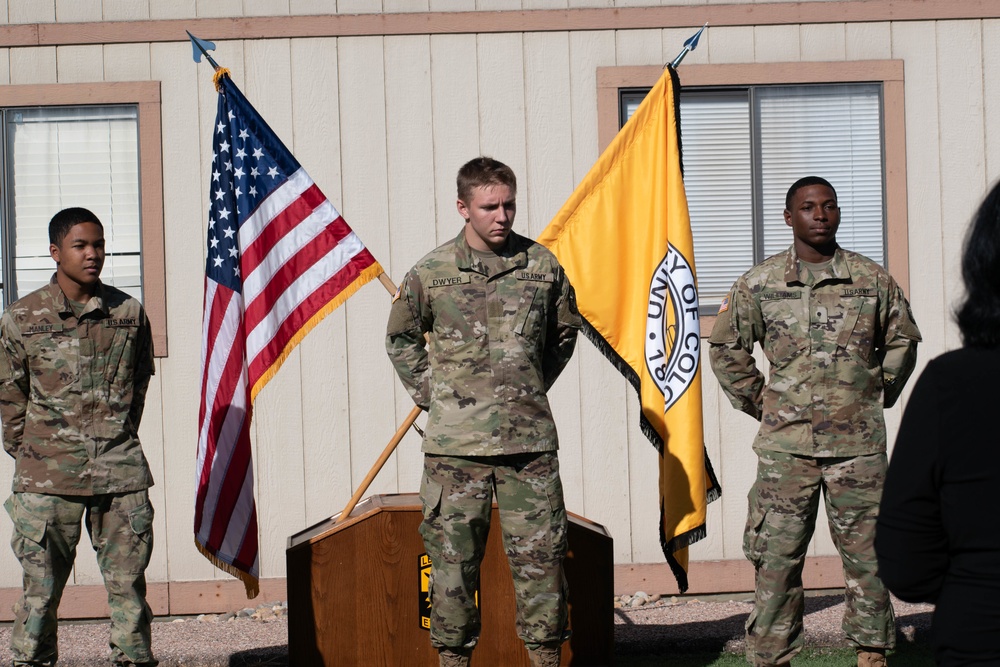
[194,72,382,596]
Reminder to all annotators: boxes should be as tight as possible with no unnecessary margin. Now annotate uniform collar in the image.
[453,229,529,276]
[45,273,106,318]
[784,244,852,285]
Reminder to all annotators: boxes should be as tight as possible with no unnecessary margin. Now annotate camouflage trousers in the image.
[743,452,895,666]
[418,452,569,652]
[4,490,156,666]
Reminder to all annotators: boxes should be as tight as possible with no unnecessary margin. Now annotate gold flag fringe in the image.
[195,538,260,599]
[212,67,231,92]
[250,261,385,403]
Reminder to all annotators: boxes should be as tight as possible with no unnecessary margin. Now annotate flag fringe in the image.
[212,68,231,92]
[658,502,708,595]
[195,538,260,599]
[580,318,668,454]
[250,261,384,402]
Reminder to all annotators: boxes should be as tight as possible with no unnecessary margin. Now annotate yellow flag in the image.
[538,66,718,592]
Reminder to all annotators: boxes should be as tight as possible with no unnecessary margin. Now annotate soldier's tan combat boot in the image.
[856,647,887,667]
[438,647,472,667]
[527,646,561,667]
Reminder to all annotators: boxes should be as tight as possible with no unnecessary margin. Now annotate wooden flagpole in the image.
[336,272,424,523]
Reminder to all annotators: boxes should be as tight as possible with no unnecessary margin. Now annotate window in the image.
[599,62,909,333]
[3,105,142,303]
[0,83,166,355]
[621,83,885,311]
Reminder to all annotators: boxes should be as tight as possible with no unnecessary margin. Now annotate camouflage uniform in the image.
[387,229,581,653]
[709,246,920,666]
[0,276,156,666]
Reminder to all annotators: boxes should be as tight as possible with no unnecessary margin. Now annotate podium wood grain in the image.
[287,493,613,666]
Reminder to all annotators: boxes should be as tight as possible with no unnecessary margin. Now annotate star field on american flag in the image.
[206,102,295,290]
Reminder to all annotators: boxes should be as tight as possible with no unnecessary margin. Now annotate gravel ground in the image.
[0,593,933,666]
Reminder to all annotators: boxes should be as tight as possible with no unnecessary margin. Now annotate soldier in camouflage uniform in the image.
[709,177,921,667]
[386,157,582,667]
[1,208,157,666]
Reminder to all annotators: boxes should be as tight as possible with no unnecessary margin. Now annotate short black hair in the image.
[49,207,103,247]
[956,179,1000,348]
[785,176,837,210]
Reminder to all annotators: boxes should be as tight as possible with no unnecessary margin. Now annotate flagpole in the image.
[669,22,708,69]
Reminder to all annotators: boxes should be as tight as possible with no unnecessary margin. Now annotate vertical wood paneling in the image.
[693,350,724,559]
[567,30,613,178]
[245,0,288,17]
[55,0,100,22]
[985,20,1000,185]
[0,50,9,85]
[0,447,13,589]
[337,36,401,500]
[150,0,196,19]
[715,349,765,560]
[625,391,660,561]
[753,25,800,62]
[8,0,53,23]
[195,0,241,19]
[525,0,568,9]
[385,0,428,12]
[103,43,151,80]
[55,45,103,82]
[615,28,662,66]
[289,37,355,527]
[338,0,382,14]
[150,39,223,581]
[936,20,984,353]
[102,0,150,20]
[480,0,520,11]
[845,22,892,60]
[384,34,436,495]
[707,27,755,64]
[800,23,846,61]
[10,47,56,84]
[243,38,306,579]
[289,0,329,15]
[890,23,944,368]
[429,33,480,244]
[476,33,527,178]
[138,366,169,582]
[430,0,474,11]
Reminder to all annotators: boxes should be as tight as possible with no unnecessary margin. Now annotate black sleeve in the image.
[875,359,948,603]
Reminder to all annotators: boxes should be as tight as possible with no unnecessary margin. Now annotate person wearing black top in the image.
[876,180,1000,665]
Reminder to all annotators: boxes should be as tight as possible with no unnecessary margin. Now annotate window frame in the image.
[0,81,167,356]
[597,61,908,336]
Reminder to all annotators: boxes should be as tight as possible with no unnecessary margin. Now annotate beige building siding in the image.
[0,2,993,610]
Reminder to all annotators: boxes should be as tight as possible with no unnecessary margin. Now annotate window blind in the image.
[6,105,142,301]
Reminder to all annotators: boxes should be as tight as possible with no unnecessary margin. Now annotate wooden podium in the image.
[286,493,614,666]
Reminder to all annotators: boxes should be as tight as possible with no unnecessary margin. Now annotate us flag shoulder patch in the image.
[717,296,730,314]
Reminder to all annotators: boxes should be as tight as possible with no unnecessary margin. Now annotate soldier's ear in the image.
[49,243,61,265]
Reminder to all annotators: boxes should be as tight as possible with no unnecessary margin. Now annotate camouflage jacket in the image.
[0,276,155,495]
[708,245,921,456]
[386,229,582,456]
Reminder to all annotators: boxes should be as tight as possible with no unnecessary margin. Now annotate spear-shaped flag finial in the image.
[670,23,708,69]
[187,31,220,71]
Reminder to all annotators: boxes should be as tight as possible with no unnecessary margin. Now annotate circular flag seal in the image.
[645,243,700,411]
